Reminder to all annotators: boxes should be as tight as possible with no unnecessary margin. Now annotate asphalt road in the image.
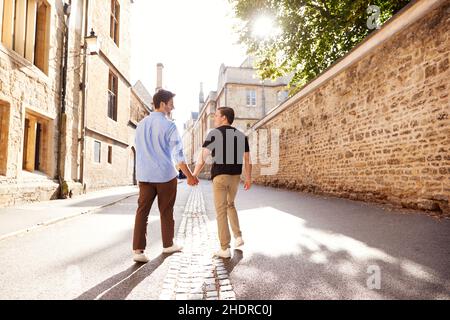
[0,180,449,300]
[214,182,450,299]
[0,182,189,300]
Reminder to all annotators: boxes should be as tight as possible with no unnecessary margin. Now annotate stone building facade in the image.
[250,0,450,215]
[81,0,134,191]
[1,0,74,206]
[0,0,149,206]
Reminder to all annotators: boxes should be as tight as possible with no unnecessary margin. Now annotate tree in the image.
[230,0,411,93]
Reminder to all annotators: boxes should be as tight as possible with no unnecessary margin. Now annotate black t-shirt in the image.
[202,125,250,180]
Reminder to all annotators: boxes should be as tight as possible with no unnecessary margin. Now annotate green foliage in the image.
[230,0,411,93]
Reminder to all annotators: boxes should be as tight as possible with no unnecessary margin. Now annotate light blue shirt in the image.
[135,112,186,183]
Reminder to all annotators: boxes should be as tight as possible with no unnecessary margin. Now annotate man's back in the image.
[202,125,250,180]
[135,112,184,183]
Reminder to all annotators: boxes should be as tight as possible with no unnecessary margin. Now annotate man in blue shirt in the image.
[133,89,198,263]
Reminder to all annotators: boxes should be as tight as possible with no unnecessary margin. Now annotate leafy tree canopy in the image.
[230,0,411,93]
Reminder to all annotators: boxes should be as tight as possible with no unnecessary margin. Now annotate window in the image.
[277,90,289,103]
[1,0,50,74]
[34,0,50,73]
[108,146,112,164]
[94,141,101,163]
[246,89,256,106]
[108,71,118,121]
[110,0,120,45]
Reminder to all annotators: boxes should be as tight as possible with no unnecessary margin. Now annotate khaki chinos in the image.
[212,174,242,250]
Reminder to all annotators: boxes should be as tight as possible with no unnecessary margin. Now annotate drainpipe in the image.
[79,0,89,192]
[57,1,72,199]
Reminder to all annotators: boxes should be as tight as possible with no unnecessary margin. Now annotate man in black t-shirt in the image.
[193,107,252,259]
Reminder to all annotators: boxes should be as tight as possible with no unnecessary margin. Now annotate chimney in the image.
[156,63,164,92]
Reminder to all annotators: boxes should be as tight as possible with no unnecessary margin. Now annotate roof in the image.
[132,80,153,110]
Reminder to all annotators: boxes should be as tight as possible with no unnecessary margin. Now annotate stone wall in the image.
[250,1,450,215]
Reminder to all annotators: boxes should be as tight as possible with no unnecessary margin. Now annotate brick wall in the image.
[250,1,450,215]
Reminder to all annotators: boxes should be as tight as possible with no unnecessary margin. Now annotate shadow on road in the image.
[68,193,138,209]
[75,254,168,300]
[223,184,450,299]
[224,249,244,275]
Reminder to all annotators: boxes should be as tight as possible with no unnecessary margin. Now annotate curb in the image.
[0,192,138,243]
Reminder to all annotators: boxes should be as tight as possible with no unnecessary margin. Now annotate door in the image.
[34,122,41,170]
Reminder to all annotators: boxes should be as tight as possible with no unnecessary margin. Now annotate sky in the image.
[130,0,248,133]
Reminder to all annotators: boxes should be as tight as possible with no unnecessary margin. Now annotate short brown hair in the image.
[218,107,235,124]
[153,89,175,109]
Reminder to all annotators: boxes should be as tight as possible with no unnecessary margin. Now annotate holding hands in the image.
[187,175,199,186]
[178,162,199,187]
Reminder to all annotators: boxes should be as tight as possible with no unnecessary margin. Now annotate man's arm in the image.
[178,162,198,186]
[168,124,198,186]
[193,148,210,177]
[243,151,252,190]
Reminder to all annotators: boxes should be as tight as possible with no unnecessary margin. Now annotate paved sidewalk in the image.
[0,185,139,241]
[159,186,236,300]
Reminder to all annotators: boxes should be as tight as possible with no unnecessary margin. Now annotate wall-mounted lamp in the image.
[84,29,99,55]
[63,2,71,16]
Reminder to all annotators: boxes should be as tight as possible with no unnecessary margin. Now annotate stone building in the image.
[215,57,290,133]
[184,57,291,178]
[182,111,198,165]
[81,0,135,191]
[0,0,147,206]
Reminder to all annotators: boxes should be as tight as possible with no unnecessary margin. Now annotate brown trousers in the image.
[133,178,177,250]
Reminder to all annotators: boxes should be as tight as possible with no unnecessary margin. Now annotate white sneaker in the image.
[235,237,244,247]
[133,251,150,263]
[162,243,183,254]
[214,248,231,259]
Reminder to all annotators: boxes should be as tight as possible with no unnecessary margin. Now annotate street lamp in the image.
[84,29,99,55]
[79,28,98,190]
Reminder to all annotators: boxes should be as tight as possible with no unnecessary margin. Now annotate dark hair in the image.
[153,89,176,109]
[218,107,235,124]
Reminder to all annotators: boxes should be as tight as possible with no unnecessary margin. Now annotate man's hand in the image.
[178,162,198,186]
[244,179,252,191]
[187,175,199,186]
